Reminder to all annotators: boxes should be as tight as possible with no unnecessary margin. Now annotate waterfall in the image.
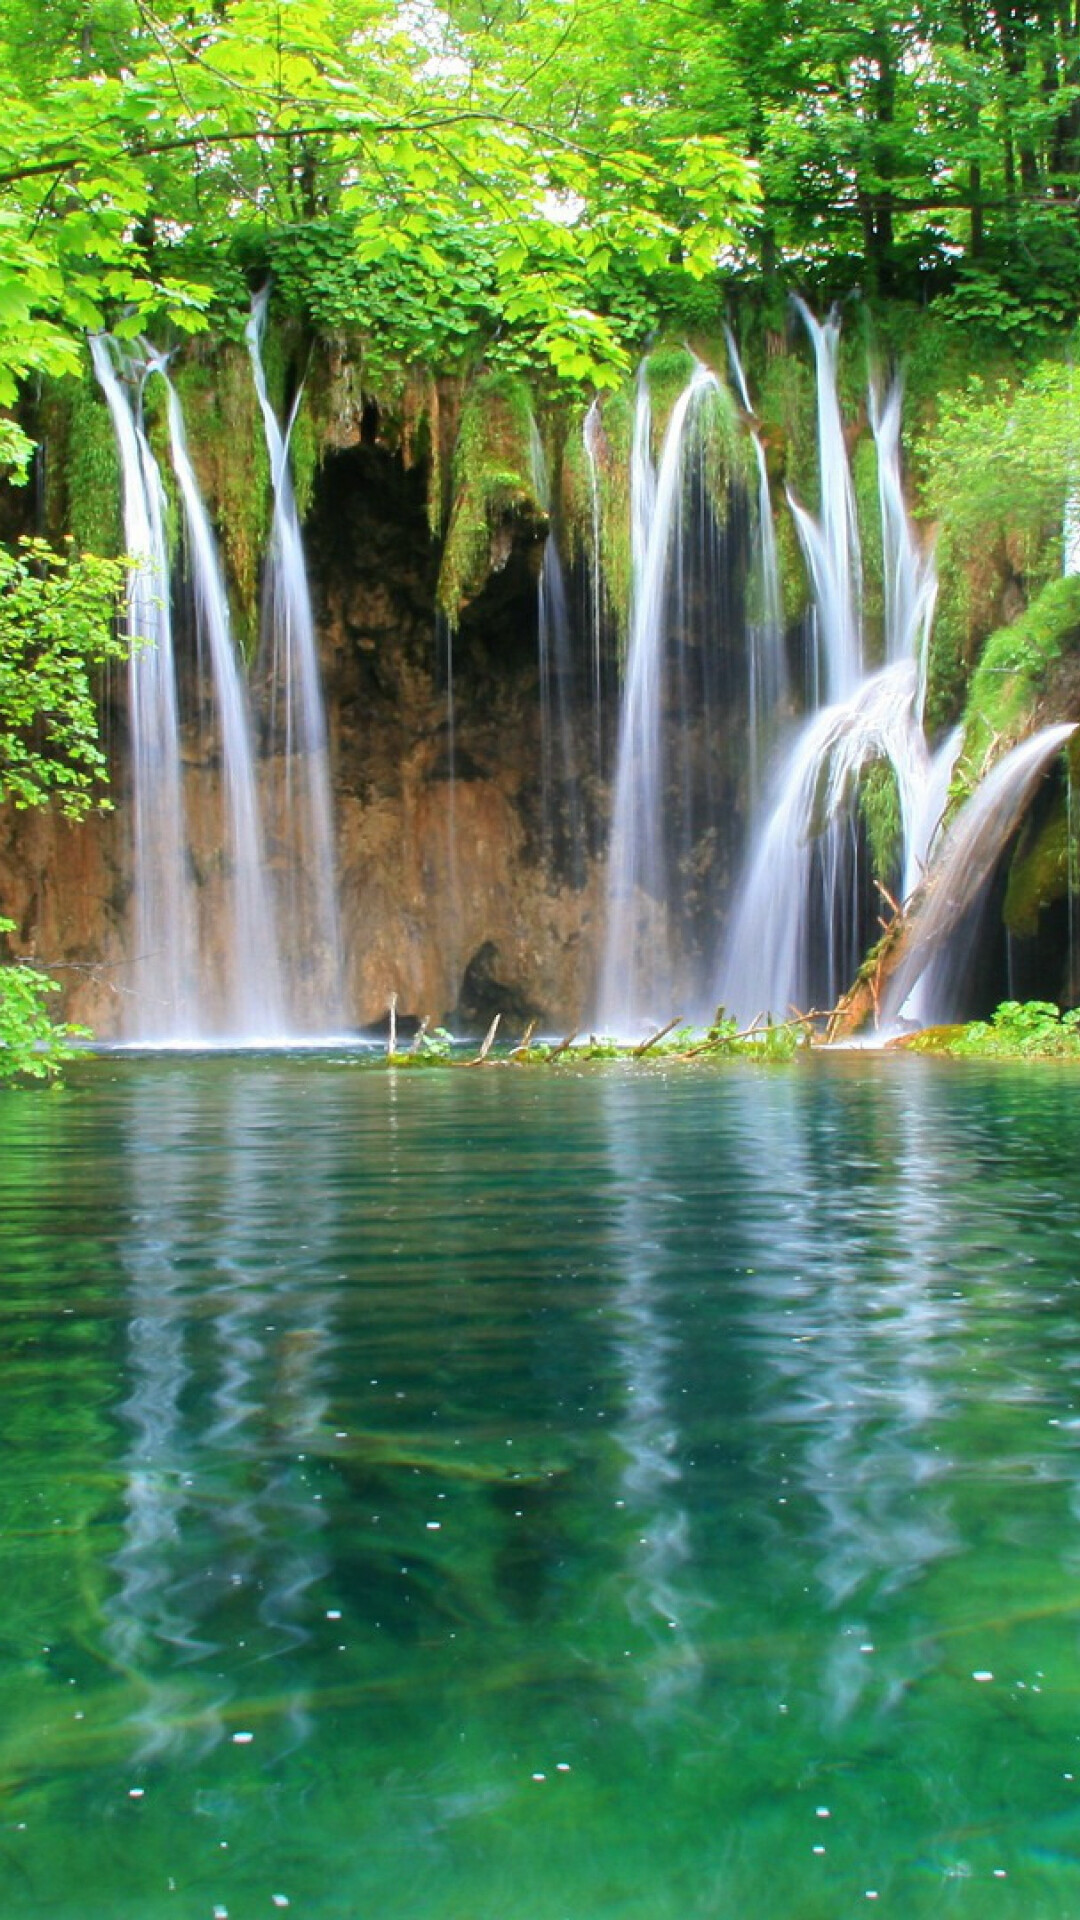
[870,380,939,723]
[597,360,724,1035]
[902,724,963,908]
[89,336,199,1040]
[725,329,787,805]
[582,399,605,798]
[793,300,863,704]
[718,662,928,1021]
[531,422,581,881]
[245,287,344,1031]
[717,311,935,1024]
[154,359,287,1039]
[883,724,1078,1025]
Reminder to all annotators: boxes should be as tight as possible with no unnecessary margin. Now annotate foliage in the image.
[921,363,1080,563]
[689,1012,806,1060]
[950,999,1080,1058]
[0,0,759,398]
[0,507,128,1085]
[922,363,1080,728]
[0,919,88,1081]
[0,538,129,817]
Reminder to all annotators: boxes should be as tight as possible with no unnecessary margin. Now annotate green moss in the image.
[141,373,181,563]
[852,435,884,660]
[559,400,593,566]
[1005,796,1070,935]
[437,372,540,617]
[923,531,978,734]
[859,758,903,884]
[758,351,818,515]
[957,573,1080,788]
[65,372,121,558]
[589,387,634,645]
[402,370,444,537]
[289,391,321,524]
[698,379,748,527]
[773,497,810,627]
[896,1023,968,1053]
[1003,734,1080,934]
[644,344,695,452]
[173,344,272,656]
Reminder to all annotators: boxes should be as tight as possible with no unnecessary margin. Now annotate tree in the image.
[0,437,129,1082]
[0,0,759,390]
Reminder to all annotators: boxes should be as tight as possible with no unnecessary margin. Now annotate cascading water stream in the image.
[90,335,198,1040]
[882,723,1078,1025]
[793,298,863,704]
[153,359,287,1039]
[719,662,928,1022]
[531,422,581,879]
[870,380,936,671]
[717,309,935,1023]
[725,329,787,805]
[582,399,606,811]
[597,361,721,1035]
[245,287,344,1031]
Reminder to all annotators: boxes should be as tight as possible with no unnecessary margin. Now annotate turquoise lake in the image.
[2,1054,1080,1918]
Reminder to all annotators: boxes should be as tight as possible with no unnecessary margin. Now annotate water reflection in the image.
[8,1060,1080,1916]
[600,1076,703,1708]
[105,1068,338,1760]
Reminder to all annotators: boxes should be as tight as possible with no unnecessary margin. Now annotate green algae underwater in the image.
[2,1051,1080,1919]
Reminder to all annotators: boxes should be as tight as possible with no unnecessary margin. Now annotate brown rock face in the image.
[1,433,607,1039]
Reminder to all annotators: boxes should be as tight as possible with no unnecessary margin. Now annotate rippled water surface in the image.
[3,1054,1080,1917]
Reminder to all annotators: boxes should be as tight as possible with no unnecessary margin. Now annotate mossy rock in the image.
[852,434,883,661]
[46,366,123,558]
[172,343,273,656]
[758,350,818,511]
[437,372,542,617]
[644,344,696,451]
[859,757,903,885]
[957,573,1080,791]
[887,1023,967,1053]
[1003,737,1080,934]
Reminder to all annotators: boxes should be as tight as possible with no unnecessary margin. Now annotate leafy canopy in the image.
[0,0,760,389]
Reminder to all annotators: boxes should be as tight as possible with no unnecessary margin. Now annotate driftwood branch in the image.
[631,1016,682,1058]
[673,1012,765,1059]
[509,1018,538,1059]
[387,992,398,1058]
[875,879,902,921]
[546,1030,579,1062]
[463,1013,501,1066]
[408,1016,431,1055]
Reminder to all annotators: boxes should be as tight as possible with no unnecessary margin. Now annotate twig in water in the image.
[632,1017,682,1059]
[464,1013,500,1065]
[408,1016,431,1055]
[674,1012,765,1060]
[509,1018,538,1060]
[546,1030,579,1062]
[387,992,398,1058]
